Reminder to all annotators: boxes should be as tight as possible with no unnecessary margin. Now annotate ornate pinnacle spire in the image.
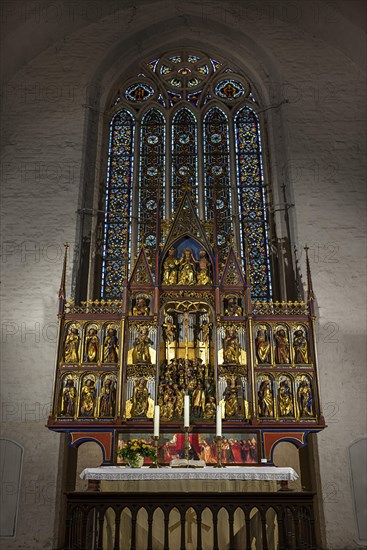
[59,243,69,304]
[304,245,315,314]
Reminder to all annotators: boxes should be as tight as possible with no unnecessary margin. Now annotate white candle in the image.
[184,395,190,427]
[216,405,222,436]
[154,405,160,437]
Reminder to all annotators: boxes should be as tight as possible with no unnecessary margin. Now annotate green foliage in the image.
[117,439,156,461]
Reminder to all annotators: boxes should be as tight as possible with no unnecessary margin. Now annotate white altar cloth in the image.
[80,465,298,482]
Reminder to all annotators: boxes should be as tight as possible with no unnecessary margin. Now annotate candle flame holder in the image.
[149,436,160,468]
[181,426,193,463]
[213,436,226,468]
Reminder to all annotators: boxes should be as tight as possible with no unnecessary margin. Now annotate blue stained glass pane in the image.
[215,79,245,100]
[125,82,154,102]
[210,58,222,71]
[138,108,166,270]
[203,106,232,271]
[147,59,159,72]
[172,108,198,209]
[235,106,272,300]
[101,109,135,298]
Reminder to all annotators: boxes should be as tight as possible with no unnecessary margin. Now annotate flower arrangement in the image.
[117,438,157,463]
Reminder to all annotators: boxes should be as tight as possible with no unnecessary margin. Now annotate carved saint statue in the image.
[163,317,176,344]
[132,296,150,316]
[203,396,216,419]
[85,328,99,363]
[258,378,274,417]
[192,381,206,418]
[223,385,239,418]
[297,378,313,417]
[197,250,212,285]
[64,327,79,363]
[162,247,178,285]
[99,377,116,417]
[131,378,149,417]
[173,384,185,418]
[223,327,240,364]
[132,327,153,364]
[103,328,119,363]
[274,329,290,364]
[201,320,211,345]
[278,379,293,416]
[293,329,309,364]
[61,379,77,416]
[255,327,271,363]
[177,248,198,285]
[161,389,175,420]
[224,297,242,317]
[80,378,96,417]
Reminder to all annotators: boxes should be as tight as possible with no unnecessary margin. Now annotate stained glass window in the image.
[203,107,231,268]
[101,109,135,298]
[235,106,272,300]
[172,108,198,209]
[138,108,166,269]
[101,50,273,301]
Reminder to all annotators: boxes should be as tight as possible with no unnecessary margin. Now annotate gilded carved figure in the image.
[223,327,240,364]
[163,317,176,344]
[131,378,149,417]
[224,297,242,316]
[278,378,293,416]
[161,389,175,420]
[132,296,150,316]
[103,328,119,363]
[223,385,238,418]
[274,328,290,364]
[258,378,274,417]
[192,381,206,418]
[173,384,185,418]
[293,329,309,364]
[255,327,271,363]
[297,378,313,417]
[80,378,96,416]
[177,248,198,285]
[162,247,178,285]
[197,249,212,285]
[64,327,79,363]
[132,327,153,364]
[99,377,116,417]
[203,396,216,419]
[85,328,99,363]
[61,379,77,416]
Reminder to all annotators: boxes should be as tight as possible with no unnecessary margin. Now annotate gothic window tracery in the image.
[100,50,273,301]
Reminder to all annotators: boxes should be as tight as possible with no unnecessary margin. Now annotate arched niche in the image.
[75,440,103,491]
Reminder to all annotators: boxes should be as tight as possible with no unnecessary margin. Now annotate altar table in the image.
[81,465,298,483]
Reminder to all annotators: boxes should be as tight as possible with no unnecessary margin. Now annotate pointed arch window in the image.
[203,106,231,269]
[101,110,135,299]
[99,51,274,301]
[235,106,272,301]
[172,108,198,209]
[138,108,166,266]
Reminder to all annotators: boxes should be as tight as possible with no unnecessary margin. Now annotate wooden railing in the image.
[64,491,316,550]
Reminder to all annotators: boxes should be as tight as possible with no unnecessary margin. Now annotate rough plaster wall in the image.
[0,1,365,548]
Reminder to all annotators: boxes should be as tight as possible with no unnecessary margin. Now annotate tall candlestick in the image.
[184,395,190,427]
[216,405,222,436]
[154,405,160,437]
